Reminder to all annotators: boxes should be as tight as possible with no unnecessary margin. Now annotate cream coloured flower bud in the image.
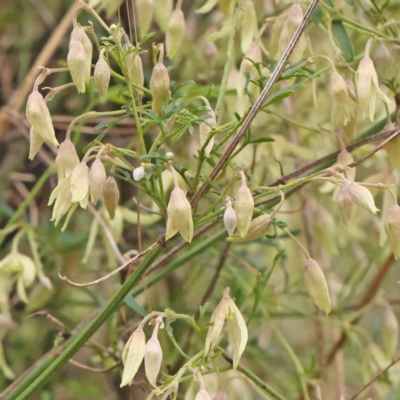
[165,152,174,160]
[165,187,193,242]
[304,259,331,315]
[213,393,228,400]
[203,41,218,66]
[199,106,216,157]
[166,8,185,60]
[67,41,87,93]
[330,72,355,128]
[121,328,146,387]
[69,27,92,83]
[26,91,59,146]
[195,390,212,400]
[29,127,44,160]
[144,337,163,387]
[70,162,90,205]
[384,204,400,259]
[337,148,355,181]
[150,62,170,115]
[347,182,379,214]
[89,159,107,205]
[126,47,144,92]
[356,55,392,121]
[154,0,173,31]
[227,214,271,242]
[133,165,145,182]
[136,0,154,38]
[337,183,353,224]
[234,175,254,237]
[103,176,120,220]
[94,54,110,96]
[240,0,258,53]
[382,306,399,358]
[223,199,237,236]
[56,139,80,181]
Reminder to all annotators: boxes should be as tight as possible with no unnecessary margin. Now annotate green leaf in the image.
[115,284,148,317]
[263,83,304,108]
[331,20,354,62]
[323,0,334,6]
[248,137,275,144]
[311,5,323,24]
[344,0,355,5]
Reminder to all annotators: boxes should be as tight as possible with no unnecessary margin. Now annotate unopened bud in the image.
[382,306,399,358]
[227,214,271,242]
[144,337,163,387]
[70,162,90,205]
[278,4,304,60]
[67,41,87,93]
[69,27,92,83]
[94,53,110,96]
[56,139,80,181]
[347,182,379,214]
[26,91,59,146]
[195,390,212,400]
[223,199,237,236]
[304,258,331,315]
[166,8,185,60]
[126,47,144,92]
[165,187,193,242]
[213,393,228,400]
[240,0,258,53]
[165,151,174,160]
[337,148,355,181]
[234,176,254,237]
[150,62,170,115]
[89,159,107,205]
[120,328,146,387]
[203,41,218,66]
[384,204,400,259]
[103,176,120,220]
[154,0,173,31]
[133,165,145,181]
[136,0,154,38]
[331,72,355,128]
[237,42,262,98]
[29,127,44,160]
[337,183,353,224]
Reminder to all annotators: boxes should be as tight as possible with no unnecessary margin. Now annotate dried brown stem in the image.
[68,359,121,373]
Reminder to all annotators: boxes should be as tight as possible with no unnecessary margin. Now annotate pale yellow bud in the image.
[120,328,146,387]
[337,183,353,224]
[56,139,80,181]
[70,162,90,205]
[227,214,271,242]
[384,204,400,259]
[223,199,237,236]
[166,8,185,60]
[234,182,254,238]
[67,41,87,93]
[126,50,144,93]
[304,259,331,315]
[103,176,120,220]
[26,91,59,147]
[150,63,170,115]
[240,0,258,53]
[69,27,92,83]
[94,55,110,96]
[337,148,355,181]
[330,72,355,128]
[29,127,44,160]
[165,187,193,243]
[89,159,107,205]
[195,390,212,400]
[154,0,173,31]
[382,306,399,358]
[136,0,154,38]
[144,337,163,387]
[347,182,379,214]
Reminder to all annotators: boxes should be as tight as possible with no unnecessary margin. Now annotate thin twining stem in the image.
[58,240,160,287]
[190,0,319,207]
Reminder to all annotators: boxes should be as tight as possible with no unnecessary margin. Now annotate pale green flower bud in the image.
[56,139,80,181]
[331,72,355,128]
[227,214,271,242]
[347,182,379,214]
[304,259,331,315]
[136,0,154,38]
[89,159,107,205]
[103,176,120,220]
[240,0,258,53]
[166,8,185,60]
[154,0,173,31]
[223,198,237,236]
[165,187,193,243]
[195,390,212,400]
[234,175,254,237]
[70,162,90,205]
[150,62,170,115]
[144,337,163,387]
[67,41,87,93]
[384,204,400,259]
[120,328,146,387]
[69,27,92,83]
[26,91,59,147]
[382,306,399,358]
[94,53,110,96]
[126,47,144,93]
[337,148,355,181]
[29,127,44,160]
[337,183,353,224]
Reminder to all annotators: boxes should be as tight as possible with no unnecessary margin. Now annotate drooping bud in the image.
[136,0,154,38]
[94,51,110,96]
[70,162,90,205]
[223,198,237,236]
[384,204,400,259]
[356,55,392,121]
[195,390,212,400]
[89,159,107,205]
[126,46,144,93]
[26,91,59,146]
[213,393,228,400]
[304,258,331,315]
[154,0,173,32]
[67,41,87,93]
[103,176,120,220]
[166,8,185,60]
[144,337,163,387]
[337,183,353,224]
[69,27,92,83]
[347,182,379,214]
[337,148,355,181]
[234,173,254,237]
[120,328,146,387]
[165,187,193,243]
[56,139,80,181]
[150,57,170,116]
[227,214,271,242]
[202,41,218,66]
[165,151,174,160]
[199,99,216,157]
[330,72,355,129]
[240,0,258,53]
[29,127,44,160]
[133,165,145,182]
[382,306,399,358]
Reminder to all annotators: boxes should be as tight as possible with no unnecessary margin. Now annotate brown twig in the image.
[68,358,121,373]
